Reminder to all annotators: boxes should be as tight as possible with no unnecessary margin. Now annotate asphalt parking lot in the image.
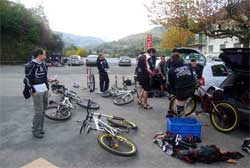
[0,65,249,168]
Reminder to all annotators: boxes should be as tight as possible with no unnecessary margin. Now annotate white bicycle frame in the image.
[93,115,118,136]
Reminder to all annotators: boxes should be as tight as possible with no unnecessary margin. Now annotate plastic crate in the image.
[167,118,202,139]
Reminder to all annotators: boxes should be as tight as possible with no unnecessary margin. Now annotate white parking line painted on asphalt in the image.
[21,158,58,168]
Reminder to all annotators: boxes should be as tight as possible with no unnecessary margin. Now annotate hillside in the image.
[93,27,166,57]
[57,32,105,48]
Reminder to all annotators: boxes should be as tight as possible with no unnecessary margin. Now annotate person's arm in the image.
[25,63,36,93]
[105,59,109,69]
[96,60,103,72]
[196,64,203,79]
[146,56,152,75]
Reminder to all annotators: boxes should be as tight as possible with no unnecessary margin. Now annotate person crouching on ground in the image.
[97,54,110,93]
[24,48,49,138]
[137,48,156,109]
[167,53,196,117]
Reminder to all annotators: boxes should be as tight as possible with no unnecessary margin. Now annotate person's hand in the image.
[32,92,38,96]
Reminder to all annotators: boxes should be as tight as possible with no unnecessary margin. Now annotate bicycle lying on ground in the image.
[169,84,239,133]
[80,100,137,156]
[45,80,100,120]
[101,76,139,105]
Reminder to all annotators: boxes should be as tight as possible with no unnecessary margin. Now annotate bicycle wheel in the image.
[210,100,239,133]
[113,94,134,105]
[97,133,137,157]
[45,105,71,120]
[77,99,100,110]
[88,74,95,92]
[107,117,137,130]
[169,96,196,116]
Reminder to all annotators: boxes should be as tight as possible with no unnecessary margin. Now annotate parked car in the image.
[118,56,131,66]
[219,48,250,126]
[196,61,228,96]
[86,55,98,66]
[68,55,84,66]
[174,47,200,55]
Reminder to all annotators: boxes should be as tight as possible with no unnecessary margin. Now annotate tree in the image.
[146,0,250,47]
[160,27,195,50]
[76,48,88,57]
[64,50,76,56]
[0,0,64,63]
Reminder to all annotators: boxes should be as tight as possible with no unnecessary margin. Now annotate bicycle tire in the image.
[89,74,95,92]
[45,105,71,121]
[97,133,137,157]
[169,96,196,116]
[210,100,239,133]
[113,94,134,105]
[76,99,100,110]
[107,117,137,130]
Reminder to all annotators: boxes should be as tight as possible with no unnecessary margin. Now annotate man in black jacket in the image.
[97,54,109,92]
[168,53,196,116]
[24,48,49,138]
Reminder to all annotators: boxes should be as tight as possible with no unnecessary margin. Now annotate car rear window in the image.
[211,64,228,76]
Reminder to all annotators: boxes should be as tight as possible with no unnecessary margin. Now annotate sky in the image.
[14,0,155,41]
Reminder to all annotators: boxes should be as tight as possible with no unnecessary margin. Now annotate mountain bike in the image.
[80,100,137,156]
[169,85,239,133]
[102,75,139,105]
[46,82,100,120]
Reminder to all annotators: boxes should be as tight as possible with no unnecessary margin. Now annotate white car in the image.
[68,55,84,66]
[86,55,98,66]
[197,61,228,95]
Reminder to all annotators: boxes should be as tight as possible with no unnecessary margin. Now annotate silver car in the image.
[68,55,84,66]
[86,55,98,66]
[118,56,131,66]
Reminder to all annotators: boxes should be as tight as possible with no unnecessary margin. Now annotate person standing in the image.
[157,55,167,95]
[97,54,110,92]
[24,48,49,138]
[190,59,204,80]
[137,48,156,109]
[167,53,196,117]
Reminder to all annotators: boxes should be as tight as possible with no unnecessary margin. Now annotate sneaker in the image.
[33,132,44,139]
[242,138,250,154]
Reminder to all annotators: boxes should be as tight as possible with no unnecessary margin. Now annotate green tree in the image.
[0,0,64,64]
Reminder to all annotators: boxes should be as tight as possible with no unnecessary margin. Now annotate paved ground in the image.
[0,65,249,168]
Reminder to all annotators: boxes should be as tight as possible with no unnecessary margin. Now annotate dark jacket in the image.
[136,54,153,81]
[23,60,48,99]
[168,60,195,93]
[97,58,109,73]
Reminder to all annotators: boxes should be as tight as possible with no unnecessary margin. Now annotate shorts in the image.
[175,87,195,101]
[139,78,151,91]
[160,78,166,85]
